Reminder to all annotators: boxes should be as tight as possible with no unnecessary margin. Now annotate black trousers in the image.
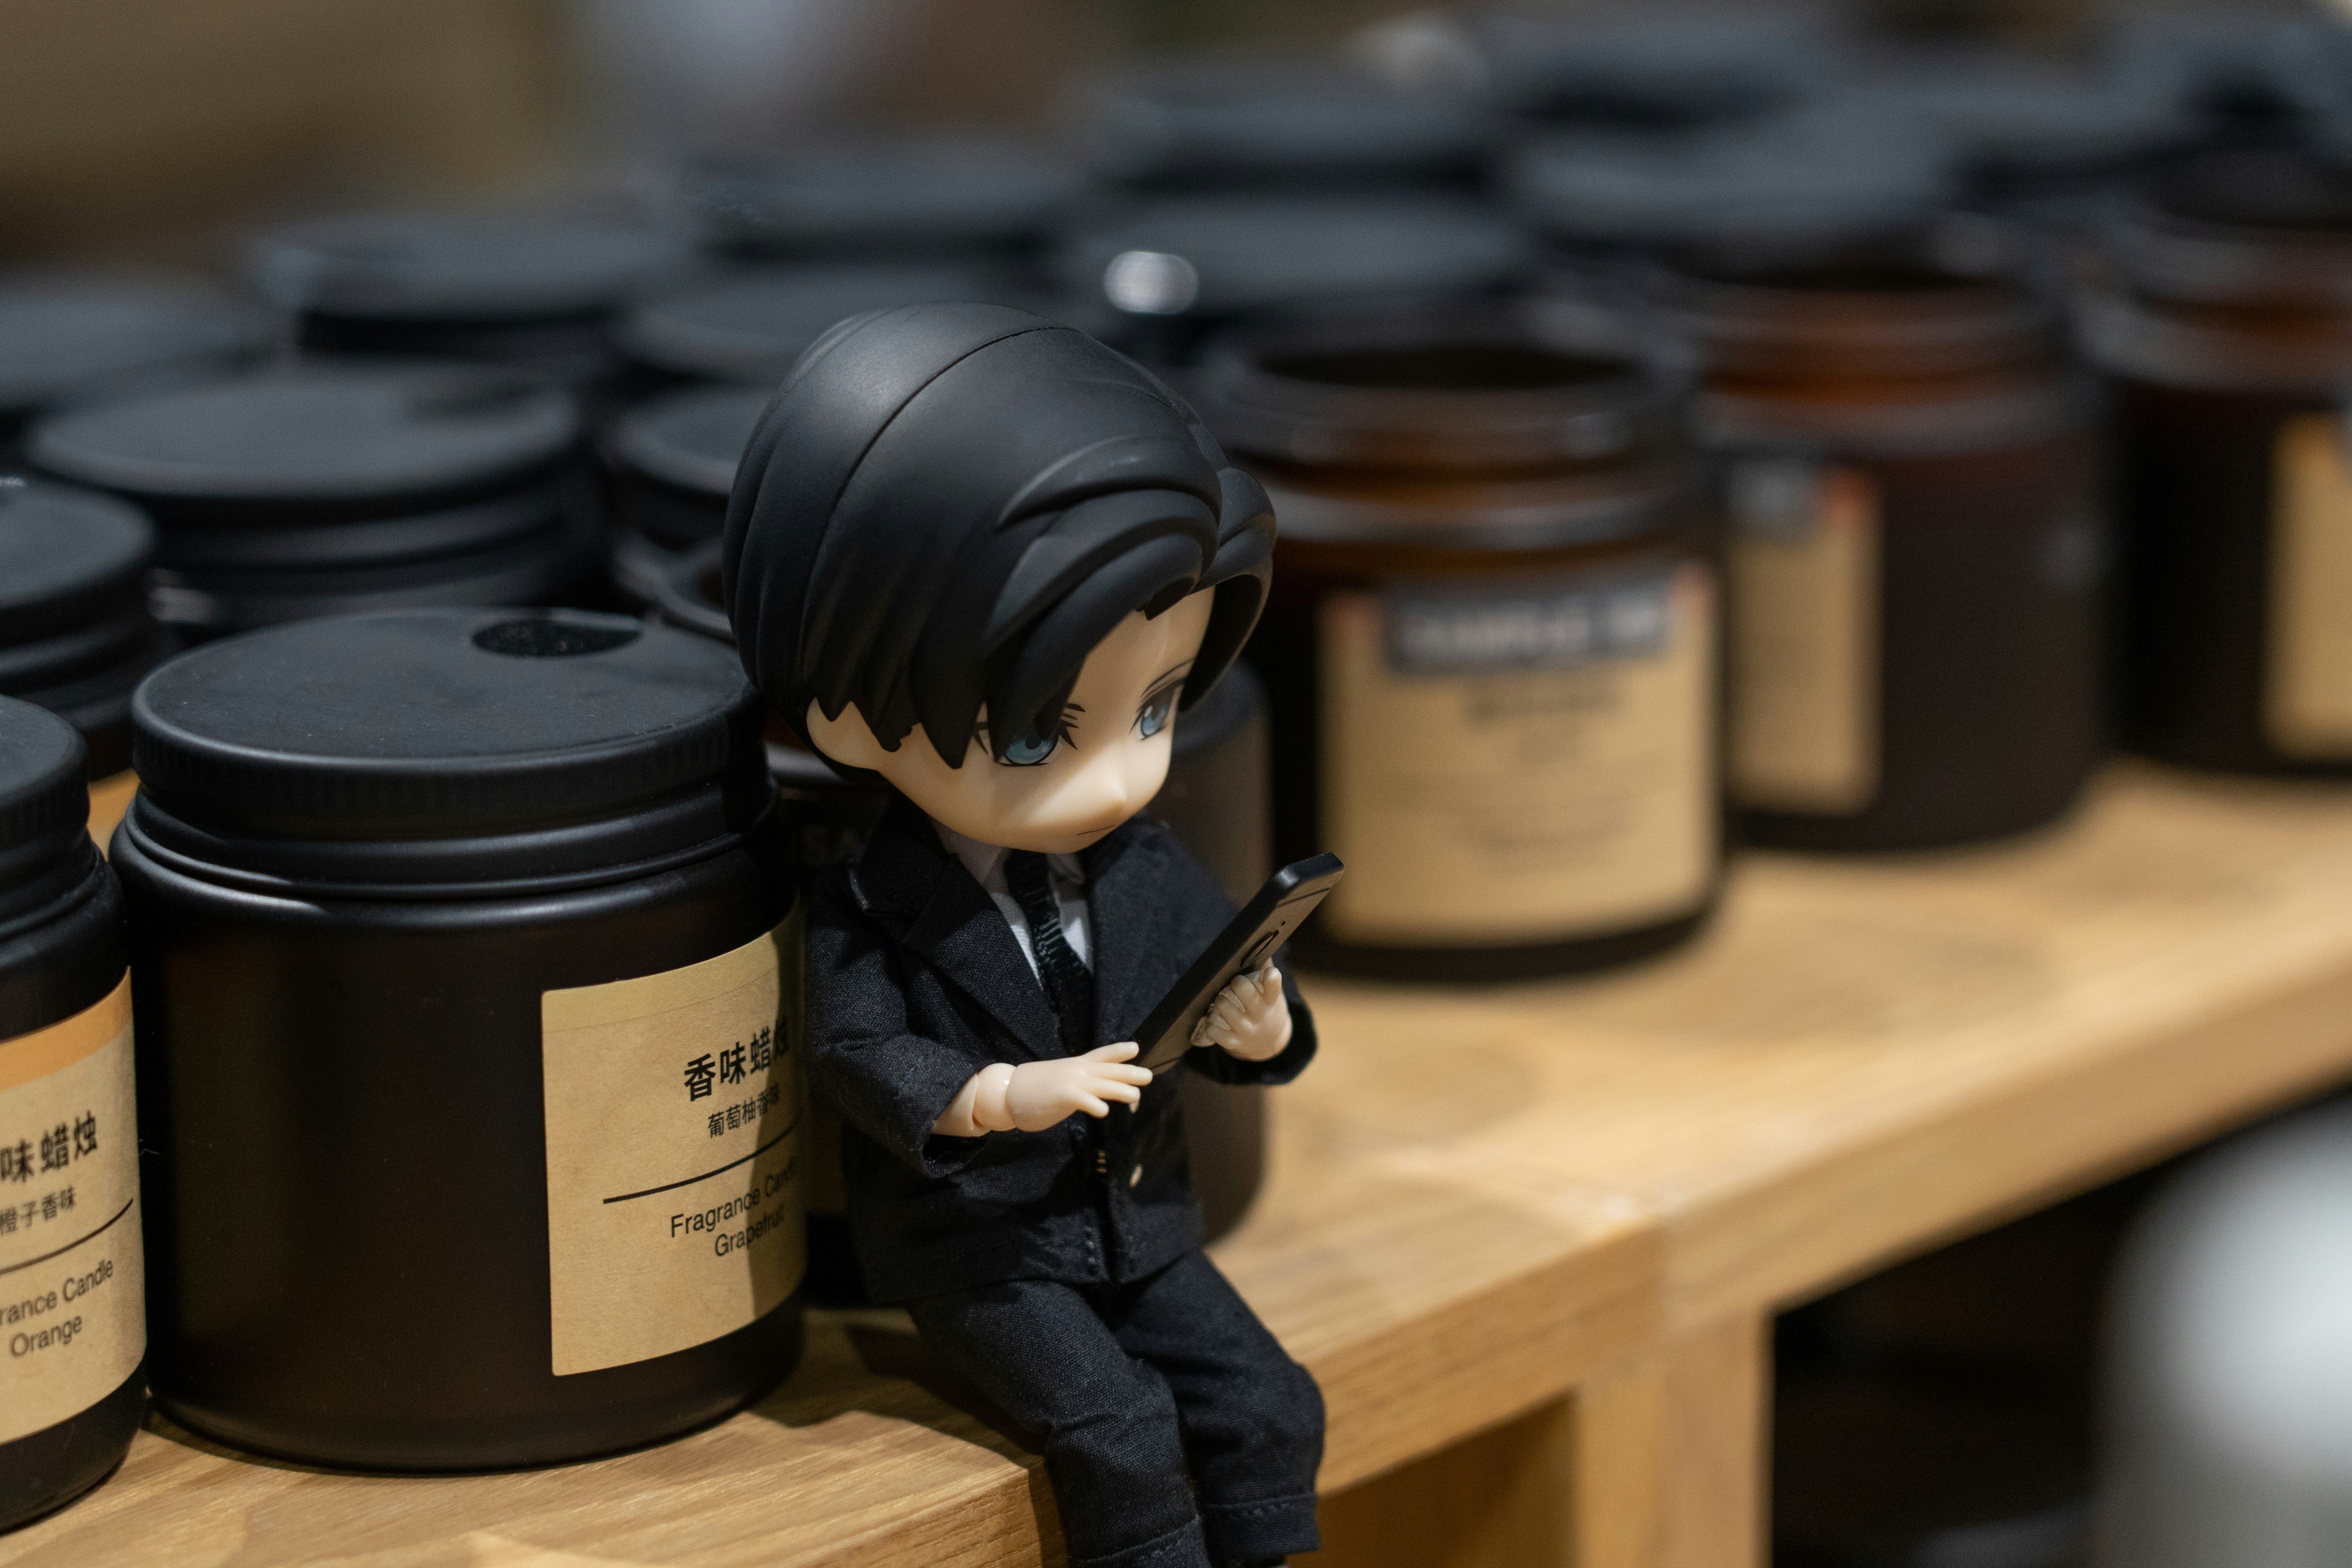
[907,1249,1323,1568]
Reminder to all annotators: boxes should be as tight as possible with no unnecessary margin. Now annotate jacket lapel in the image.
[848,798,1063,1061]
[1085,819,1173,1049]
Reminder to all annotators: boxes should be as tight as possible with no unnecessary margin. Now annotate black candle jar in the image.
[249,211,694,386]
[640,538,1279,1264]
[604,385,766,613]
[0,482,170,844]
[2087,150,2352,774]
[1456,10,1838,131]
[111,609,803,1470]
[1052,195,1530,369]
[0,281,267,453]
[1078,57,1491,191]
[0,701,144,1531]
[26,363,601,643]
[614,262,1036,392]
[685,140,1085,263]
[1654,234,2108,850]
[1193,301,1723,980]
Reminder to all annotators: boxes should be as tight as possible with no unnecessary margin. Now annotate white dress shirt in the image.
[933,821,1092,978]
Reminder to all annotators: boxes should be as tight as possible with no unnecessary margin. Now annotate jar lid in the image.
[1650,230,2059,380]
[616,263,1020,382]
[1081,57,1490,185]
[1465,10,1839,125]
[251,211,693,323]
[2107,150,2352,308]
[1193,298,1694,476]
[0,697,88,876]
[0,480,155,650]
[1508,122,1952,252]
[2101,16,2338,125]
[608,385,767,500]
[0,280,267,420]
[1825,72,2191,180]
[29,362,580,507]
[131,609,761,846]
[1055,195,1530,320]
[689,141,1086,256]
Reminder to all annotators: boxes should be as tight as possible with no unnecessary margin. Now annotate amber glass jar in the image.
[1652,237,2106,850]
[1193,302,1721,980]
[2087,150,2352,773]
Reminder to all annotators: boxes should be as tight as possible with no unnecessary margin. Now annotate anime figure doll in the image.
[721,303,1322,1568]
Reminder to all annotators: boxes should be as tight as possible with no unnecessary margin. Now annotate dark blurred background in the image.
[0,0,2318,268]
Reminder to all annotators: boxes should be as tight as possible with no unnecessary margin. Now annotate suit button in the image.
[1128,1164,1142,1187]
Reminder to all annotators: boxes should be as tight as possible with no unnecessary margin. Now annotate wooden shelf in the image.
[13,762,2352,1568]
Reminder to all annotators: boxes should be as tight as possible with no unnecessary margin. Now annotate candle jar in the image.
[1654,235,2107,849]
[686,141,1084,263]
[1193,301,1724,980]
[249,211,691,388]
[0,280,265,454]
[0,701,144,1530]
[111,609,803,1470]
[604,384,766,612]
[2087,150,2352,773]
[0,482,170,845]
[27,363,600,644]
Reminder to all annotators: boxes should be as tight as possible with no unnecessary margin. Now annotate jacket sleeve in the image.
[1182,959,1317,1087]
[805,870,992,1179]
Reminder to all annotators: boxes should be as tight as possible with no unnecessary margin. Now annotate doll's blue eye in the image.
[1000,730,1058,766]
[1136,689,1175,739]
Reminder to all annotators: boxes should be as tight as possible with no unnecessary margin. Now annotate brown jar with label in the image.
[1192,302,1723,981]
[1653,234,2107,850]
[2086,150,2352,772]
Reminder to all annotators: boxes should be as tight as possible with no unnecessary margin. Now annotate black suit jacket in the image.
[805,796,1316,1304]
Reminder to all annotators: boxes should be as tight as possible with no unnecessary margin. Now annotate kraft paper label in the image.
[1727,460,1880,814]
[542,915,804,1377]
[2267,413,2352,758]
[1318,561,1716,945]
[0,975,144,1444]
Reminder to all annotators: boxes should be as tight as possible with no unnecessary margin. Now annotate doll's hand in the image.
[933,1045,1152,1137]
[1191,965,1292,1062]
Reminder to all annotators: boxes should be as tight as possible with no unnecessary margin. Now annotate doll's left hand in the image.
[1192,964,1292,1062]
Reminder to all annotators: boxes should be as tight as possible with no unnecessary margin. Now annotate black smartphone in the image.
[1133,853,1345,1072]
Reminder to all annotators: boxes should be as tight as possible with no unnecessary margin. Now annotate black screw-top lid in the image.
[251,211,695,323]
[1056,195,1530,320]
[28,362,580,510]
[131,609,762,849]
[1507,123,1952,252]
[1082,58,1490,186]
[0,280,268,424]
[0,698,89,888]
[616,263,1020,382]
[688,141,1086,256]
[609,385,766,500]
[0,480,156,650]
[1467,11,1840,124]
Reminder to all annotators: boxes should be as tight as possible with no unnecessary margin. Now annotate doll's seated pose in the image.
[721,303,1322,1568]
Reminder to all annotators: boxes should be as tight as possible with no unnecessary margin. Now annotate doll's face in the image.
[805,588,1215,854]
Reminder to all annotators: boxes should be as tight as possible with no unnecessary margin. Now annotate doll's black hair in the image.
[721,302,1274,769]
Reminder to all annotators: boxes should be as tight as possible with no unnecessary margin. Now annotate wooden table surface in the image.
[11,762,2352,1568]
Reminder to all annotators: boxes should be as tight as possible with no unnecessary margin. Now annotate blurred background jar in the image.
[1052,192,1530,371]
[24,361,601,643]
[0,279,267,458]
[1194,299,1721,980]
[249,208,695,392]
[1653,223,2108,851]
[2087,148,2352,775]
[0,480,169,845]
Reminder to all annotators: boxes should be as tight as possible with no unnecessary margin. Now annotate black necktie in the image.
[1005,849,1095,1055]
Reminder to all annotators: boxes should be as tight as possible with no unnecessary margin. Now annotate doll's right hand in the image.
[996,1043,1152,1132]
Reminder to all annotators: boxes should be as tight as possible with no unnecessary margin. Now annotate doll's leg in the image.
[1108,1250,1324,1566]
[907,1278,1214,1568]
